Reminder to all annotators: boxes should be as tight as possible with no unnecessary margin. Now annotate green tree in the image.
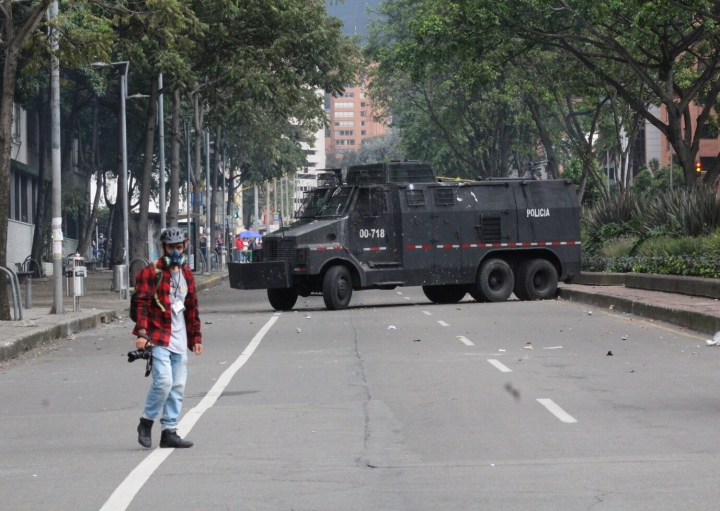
[494,0,720,187]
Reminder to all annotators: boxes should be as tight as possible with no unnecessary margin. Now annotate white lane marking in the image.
[487,359,511,372]
[273,312,281,316]
[404,297,410,300]
[537,398,577,424]
[457,336,475,346]
[396,291,403,295]
[100,314,280,511]
[438,320,449,327]
[423,311,432,316]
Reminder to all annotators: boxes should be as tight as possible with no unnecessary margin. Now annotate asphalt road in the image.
[2,283,720,511]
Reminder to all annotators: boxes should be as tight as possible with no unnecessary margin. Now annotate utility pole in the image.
[158,73,166,229]
[280,177,284,224]
[204,130,211,275]
[273,178,277,225]
[49,1,63,314]
[184,117,192,267]
[222,145,227,264]
[266,181,270,232]
[253,185,259,231]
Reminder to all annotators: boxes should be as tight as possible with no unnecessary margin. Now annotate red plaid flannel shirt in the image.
[132,259,202,348]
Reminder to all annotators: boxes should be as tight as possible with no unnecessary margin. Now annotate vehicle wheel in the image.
[514,258,558,301]
[323,265,353,310]
[267,288,298,311]
[513,261,532,301]
[474,258,514,302]
[422,285,466,304]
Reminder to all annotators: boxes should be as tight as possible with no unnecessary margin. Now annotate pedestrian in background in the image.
[235,234,244,262]
[199,233,207,263]
[133,227,203,449]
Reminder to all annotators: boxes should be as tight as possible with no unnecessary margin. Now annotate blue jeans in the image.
[142,347,188,431]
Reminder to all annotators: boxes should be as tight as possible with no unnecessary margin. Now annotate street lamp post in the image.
[158,73,166,230]
[182,115,192,267]
[204,130,211,276]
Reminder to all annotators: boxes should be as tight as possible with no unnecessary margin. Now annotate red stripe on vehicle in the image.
[404,241,581,249]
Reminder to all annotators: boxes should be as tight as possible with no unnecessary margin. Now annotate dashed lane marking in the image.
[537,398,577,423]
[487,359,511,372]
[458,336,475,346]
[423,311,432,316]
[438,320,449,327]
[404,297,411,300]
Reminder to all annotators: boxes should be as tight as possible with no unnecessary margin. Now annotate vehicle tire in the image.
[267,288,298,311]
[512,262,531,301]
[474,258,514,302]
[322,265,353,310]
[514,258,558,301]
[422,285,466,304]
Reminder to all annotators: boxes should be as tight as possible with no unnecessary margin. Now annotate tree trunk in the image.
[77,102,101,257]
[0,58,20,320]
[132,76,159,262]
[527,98,560,179]
[31,85,51,277]
[113,102,124,266]
[168,89,181,227]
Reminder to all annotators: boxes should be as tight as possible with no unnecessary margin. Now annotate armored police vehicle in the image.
[228,162,581,311]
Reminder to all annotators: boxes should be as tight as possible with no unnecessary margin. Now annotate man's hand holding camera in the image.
[136,330,150,350]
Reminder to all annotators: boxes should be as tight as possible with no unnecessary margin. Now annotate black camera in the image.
[127,349,152,363]
[127,346,153,377]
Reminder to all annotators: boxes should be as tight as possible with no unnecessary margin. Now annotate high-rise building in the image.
[325,82,389,160]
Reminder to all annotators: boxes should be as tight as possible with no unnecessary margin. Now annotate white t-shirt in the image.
[168,269,188,354]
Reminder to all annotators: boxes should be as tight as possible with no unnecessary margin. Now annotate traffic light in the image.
[696,161,702,172]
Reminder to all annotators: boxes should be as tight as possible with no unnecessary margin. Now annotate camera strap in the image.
[144,354,153,377]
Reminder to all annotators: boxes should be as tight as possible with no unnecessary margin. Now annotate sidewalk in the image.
[558,281,720,336]
[0,267,227,362]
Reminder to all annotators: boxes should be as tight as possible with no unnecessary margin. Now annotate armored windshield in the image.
[296,189,330,218]
[316,186,354,217]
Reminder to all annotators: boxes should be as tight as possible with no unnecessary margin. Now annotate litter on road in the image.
[388,325,397,330]
[607,351,614,356]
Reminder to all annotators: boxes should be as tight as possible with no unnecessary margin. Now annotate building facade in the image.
[324,82,388,160]
[7,104,43,270]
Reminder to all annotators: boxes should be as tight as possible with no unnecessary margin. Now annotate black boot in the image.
[160,429,193,448]
[137,417,153,448]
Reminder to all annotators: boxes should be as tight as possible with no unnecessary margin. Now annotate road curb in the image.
[0,309,120,363]
[0,272,228,363]
[195,272,227,293]
[557,287,720,336]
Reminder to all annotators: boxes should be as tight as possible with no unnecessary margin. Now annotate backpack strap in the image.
[151,262,166,313]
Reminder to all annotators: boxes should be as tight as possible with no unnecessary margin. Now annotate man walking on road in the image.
[133,227,203,449]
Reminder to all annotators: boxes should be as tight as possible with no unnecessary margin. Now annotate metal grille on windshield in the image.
[264,237,296,263]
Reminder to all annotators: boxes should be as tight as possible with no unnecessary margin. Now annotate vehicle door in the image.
[431,186,462,283]
[349,186,399,267]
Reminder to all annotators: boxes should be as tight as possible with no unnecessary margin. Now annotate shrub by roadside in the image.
[582,255,720,278]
